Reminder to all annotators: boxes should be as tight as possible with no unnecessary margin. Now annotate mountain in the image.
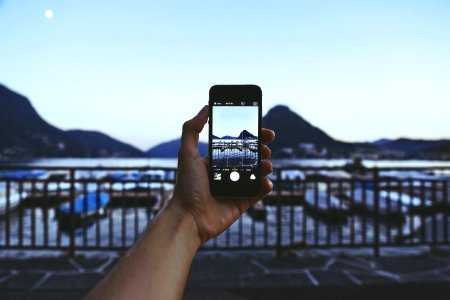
[2,83,448,160]
[0,84,145,158]
[262,105,353,157]
[221,135,236,140]
[0,84,84,158]
[237,130,257,139]
[381,138,450,159]
[147,138,208,158]
[66,130,144,157]
[370,138,393,146]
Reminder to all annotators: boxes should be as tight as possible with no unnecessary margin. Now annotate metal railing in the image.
[0,165,449,256]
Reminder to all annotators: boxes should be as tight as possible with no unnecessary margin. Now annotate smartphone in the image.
[208,85,262,197]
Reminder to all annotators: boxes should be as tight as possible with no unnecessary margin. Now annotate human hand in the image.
[168,105,275,245]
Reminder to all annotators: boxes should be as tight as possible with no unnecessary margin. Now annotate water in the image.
[1,158,449,253]
[24,158,450,168]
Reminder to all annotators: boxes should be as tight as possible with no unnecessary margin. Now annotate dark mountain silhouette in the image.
[220,135,236,140]
[145,106,449,159]
[2,84,448,159]
[212,131,257,140]
[67,130,144,157]
[146,138,208,158]
[237,130,257,139]
[370,138,393,146]
[0,84,145,158]
[0,84,84,158]
[381,138,450,159]
[262,105,353,157]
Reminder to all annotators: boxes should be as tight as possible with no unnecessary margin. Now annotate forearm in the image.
[85,201,201,300]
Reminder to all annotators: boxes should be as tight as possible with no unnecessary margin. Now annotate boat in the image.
[0,182,26,216]
[58,192,110,230]
[302,183,348,223]
[103,171,173,192]
[0,170,47,179]
[247,200,267,221]
[380,190,432,208]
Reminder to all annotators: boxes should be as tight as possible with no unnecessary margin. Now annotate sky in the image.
[212,106,258,138]
[0,0,449,150]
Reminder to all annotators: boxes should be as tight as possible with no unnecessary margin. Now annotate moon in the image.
[44,9,54,20]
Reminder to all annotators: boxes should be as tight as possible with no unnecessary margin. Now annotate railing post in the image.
[373,168,380,258]
[276,168,282,258]
[444,180,448,244]
[69,168,76,257]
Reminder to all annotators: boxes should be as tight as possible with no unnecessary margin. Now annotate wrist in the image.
[162,199,202,250]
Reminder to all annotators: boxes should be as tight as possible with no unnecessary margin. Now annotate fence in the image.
[0,165,449,257]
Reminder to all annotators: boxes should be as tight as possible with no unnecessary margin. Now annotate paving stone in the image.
[327,260,370,272]
[187,259,261,288]
[38,273,103,290]
[376,257,445,274]
[240,273,313,287]
[352,272,398,285]
[186,276,241,288]
[0,258,75,272]
[439,269,450,278]
[72,257,112,271]
[191,259,262,278]
[310,270,356,286]
[262,257,328,270]
[184,289,248,300]
[405,273,450,283]
[0,273,43,289]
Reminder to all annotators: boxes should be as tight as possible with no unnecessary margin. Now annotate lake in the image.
[23,158,450,168]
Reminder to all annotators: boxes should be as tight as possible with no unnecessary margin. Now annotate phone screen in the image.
[209,85,261,196]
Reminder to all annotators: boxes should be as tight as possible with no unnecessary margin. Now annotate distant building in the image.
[281,147,294,156]
[298,143,316,155]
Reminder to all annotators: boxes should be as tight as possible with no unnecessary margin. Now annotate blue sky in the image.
[1,0,449,150]
[213,106,258,138]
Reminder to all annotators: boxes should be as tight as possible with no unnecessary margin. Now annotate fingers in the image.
[261,128,275,145]
[261,159,273,177]
[179,105,209,159]
[261,144,271,160]
[259,176,273,198]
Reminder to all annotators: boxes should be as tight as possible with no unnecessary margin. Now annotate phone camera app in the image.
[211,105,258,170]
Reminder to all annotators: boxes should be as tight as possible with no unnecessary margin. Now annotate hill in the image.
[66,130,144,157]
[146,138,208,158]
[262,105,354,157]
[379,138,450,159]
[0,84,145,158]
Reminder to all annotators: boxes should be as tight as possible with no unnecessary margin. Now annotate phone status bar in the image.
[212,100,259,106]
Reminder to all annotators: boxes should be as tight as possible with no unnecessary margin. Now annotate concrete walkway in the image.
[1,251,450,299]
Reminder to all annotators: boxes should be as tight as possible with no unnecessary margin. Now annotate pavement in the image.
[1,249,450,300]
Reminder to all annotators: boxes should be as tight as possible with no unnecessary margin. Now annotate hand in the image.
[169,105,275,244]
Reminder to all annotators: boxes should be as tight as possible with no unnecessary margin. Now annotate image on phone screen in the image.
[209,94,261,196]
[211,103,258,169]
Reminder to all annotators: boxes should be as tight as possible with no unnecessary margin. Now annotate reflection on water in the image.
[1,205,433,250]
[1,158,449,252]
[26,158,450,168]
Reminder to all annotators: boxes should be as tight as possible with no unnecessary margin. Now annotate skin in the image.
[85,105,275,300]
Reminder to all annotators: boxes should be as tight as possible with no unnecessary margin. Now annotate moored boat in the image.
[0,182,26,216]
[58,192,110,230]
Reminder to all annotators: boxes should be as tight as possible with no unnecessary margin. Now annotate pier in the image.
[212,140,258,167]
[0,165,449,257]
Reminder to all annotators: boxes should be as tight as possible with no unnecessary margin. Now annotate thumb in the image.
[179,105,209,159]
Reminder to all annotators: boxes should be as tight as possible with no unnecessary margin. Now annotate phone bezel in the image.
[208,85,262,197]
